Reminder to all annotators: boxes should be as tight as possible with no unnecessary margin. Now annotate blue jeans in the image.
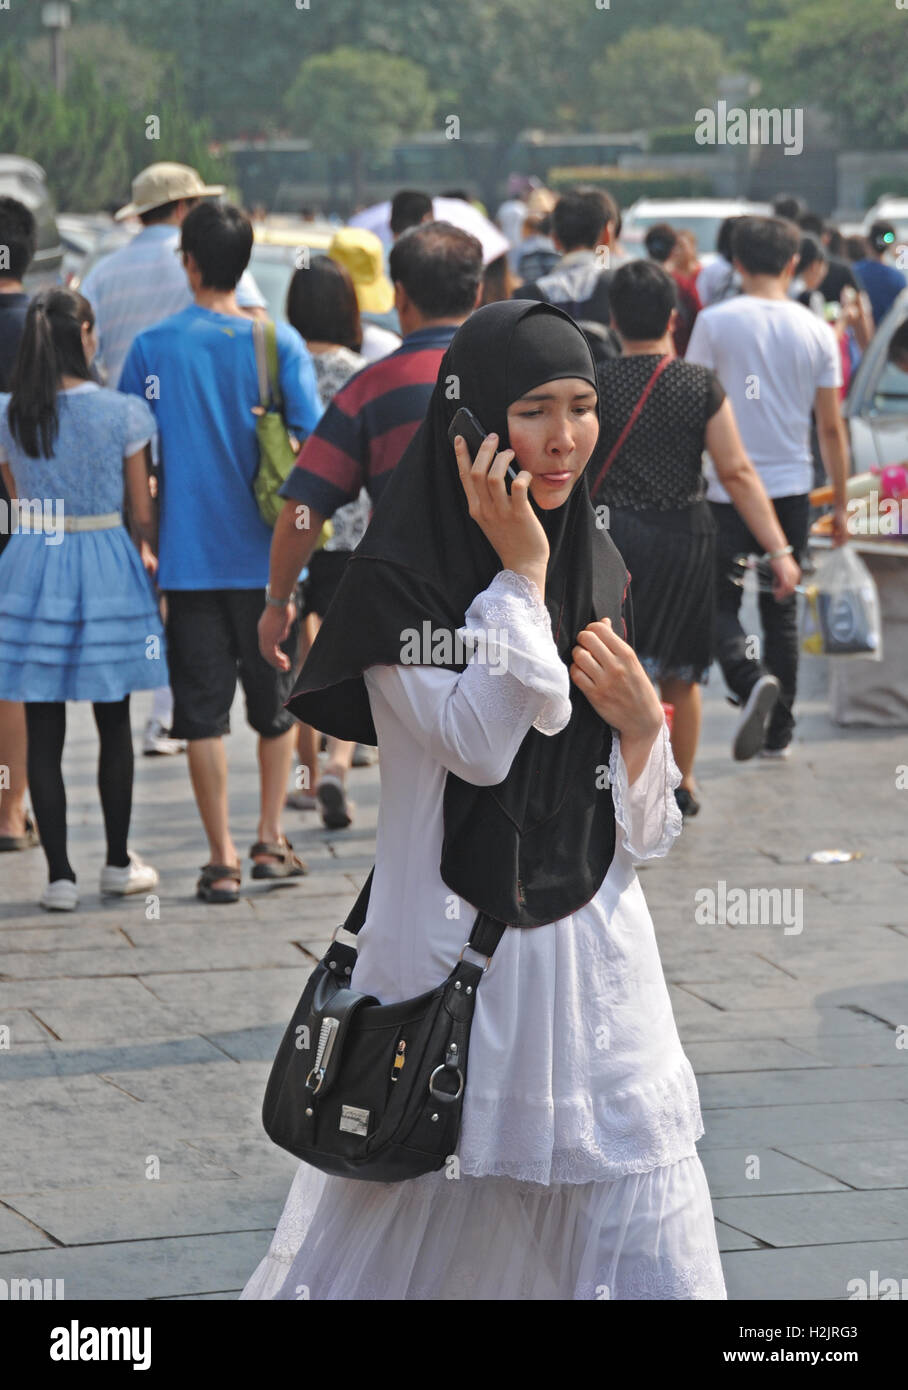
[710,493,810,751]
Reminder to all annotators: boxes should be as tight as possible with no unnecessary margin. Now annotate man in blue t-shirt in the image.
[120,201,322,903]
[854,221,908,329]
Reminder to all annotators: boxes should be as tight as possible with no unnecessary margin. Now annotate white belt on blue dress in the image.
[61,511,122,533]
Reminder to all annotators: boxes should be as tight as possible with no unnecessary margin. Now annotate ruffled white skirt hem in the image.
[240,1153,727,1301]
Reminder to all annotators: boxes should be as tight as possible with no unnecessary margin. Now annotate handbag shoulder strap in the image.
[590,353,672,501]
[339,867,507,960]
[252,318,281,409]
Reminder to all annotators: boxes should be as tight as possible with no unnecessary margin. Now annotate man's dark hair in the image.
[796,233,827,276]
[716,215,742,261]
[390,189,433,236]
[868,220,898,256]
[139,197,198,227]
[798,211,825,237]
[286,254,362,352]
[388,220,482,319]
[731,216,801,276]
[609,259,677,341]
[644,222,677,264]
[845,234,869,262]
[179,201,253,290]
[887,317,908,366]
[552,188,610,252]
[772,194,806,222]
[0,196,37,281]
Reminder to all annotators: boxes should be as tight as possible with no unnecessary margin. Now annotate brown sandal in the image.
[249,837,308,880]
[196,862,242,903]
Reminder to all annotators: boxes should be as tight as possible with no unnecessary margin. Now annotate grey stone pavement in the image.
[0,647,905,1302]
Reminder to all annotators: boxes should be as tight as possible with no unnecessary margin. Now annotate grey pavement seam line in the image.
[0,1198,64,1248]
[0,1226,281,1252]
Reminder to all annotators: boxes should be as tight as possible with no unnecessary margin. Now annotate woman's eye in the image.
[518,410,542,418]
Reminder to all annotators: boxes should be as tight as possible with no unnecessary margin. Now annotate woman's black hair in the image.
[7,288,93,459]
[796,232,827,277]
[286,255,362,351]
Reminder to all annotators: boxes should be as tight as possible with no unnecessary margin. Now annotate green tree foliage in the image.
[750,0,908,148]
[284,47,435,204]
[590,26,727,131]
[0,53,230,212]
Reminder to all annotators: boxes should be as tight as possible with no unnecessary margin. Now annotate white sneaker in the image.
[40,879,79,912]
[760,745,792,761]
[732,675,781,762]
[142,718,186,756]
[100,852,159,896]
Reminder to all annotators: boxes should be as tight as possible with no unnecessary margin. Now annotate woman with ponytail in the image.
[0,288,165,911]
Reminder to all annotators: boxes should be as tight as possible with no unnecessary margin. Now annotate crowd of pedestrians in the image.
[4,149,899,1304]
[0,163,872,901]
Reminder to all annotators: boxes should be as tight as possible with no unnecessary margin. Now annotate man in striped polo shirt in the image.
[258,221,483,674]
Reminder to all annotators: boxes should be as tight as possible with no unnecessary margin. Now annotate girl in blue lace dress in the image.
[0,289,165,911]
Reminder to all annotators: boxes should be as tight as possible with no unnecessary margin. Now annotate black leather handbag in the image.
[262,869,506,1183]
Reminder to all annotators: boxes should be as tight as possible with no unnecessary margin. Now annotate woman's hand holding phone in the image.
[454,431,549,601]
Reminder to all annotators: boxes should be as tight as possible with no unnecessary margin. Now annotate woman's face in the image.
[506,377,599,511]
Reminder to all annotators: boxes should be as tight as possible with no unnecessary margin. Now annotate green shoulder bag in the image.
[252,318,299,528]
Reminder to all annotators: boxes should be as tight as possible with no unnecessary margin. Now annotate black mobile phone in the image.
[448,406,521,493]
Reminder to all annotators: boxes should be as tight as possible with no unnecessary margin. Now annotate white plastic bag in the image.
[802,546,882,660]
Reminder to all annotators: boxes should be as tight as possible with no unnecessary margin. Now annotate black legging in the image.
[25,698,133,882]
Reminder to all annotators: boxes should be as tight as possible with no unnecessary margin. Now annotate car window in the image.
[871,358,908,414]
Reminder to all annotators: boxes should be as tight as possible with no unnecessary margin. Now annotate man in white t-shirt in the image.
[687,215,849,759]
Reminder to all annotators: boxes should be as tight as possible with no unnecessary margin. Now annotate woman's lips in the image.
[537,471,572,486]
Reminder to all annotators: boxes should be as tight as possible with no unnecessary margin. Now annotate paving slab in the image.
[4,1175,291,1246]
[722,1241,908,1301]
[773,1139,908,1191]
[713,1189,908,1247]
[698,1065,908,1110]
[684,1040,831,1073]
[0,1204,55,1254]
[697,1101,908,1150]
[699,1147,850,1198]
[0,1231,271,1300]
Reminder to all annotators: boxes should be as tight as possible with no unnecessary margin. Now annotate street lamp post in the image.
[41,2,73,95]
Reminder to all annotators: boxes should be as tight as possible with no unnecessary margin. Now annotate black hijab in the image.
[288,300,632,927]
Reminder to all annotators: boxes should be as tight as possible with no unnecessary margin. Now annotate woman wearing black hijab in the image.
[242,301,726,1301]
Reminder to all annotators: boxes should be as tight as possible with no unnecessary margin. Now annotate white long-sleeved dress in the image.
[241,571,727,1301]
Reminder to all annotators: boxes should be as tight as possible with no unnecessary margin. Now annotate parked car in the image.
[620,197,772,260]
[0,155,63,290]
[249,220,401,336]
[844,287,908,472]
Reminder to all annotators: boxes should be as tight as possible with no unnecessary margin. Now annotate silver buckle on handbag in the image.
[457,942,492,971]
[428,1041,465,1102]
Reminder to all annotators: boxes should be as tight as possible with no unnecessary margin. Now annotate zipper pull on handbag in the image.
[306,1016,340,1095]
[390,1039,407,1082]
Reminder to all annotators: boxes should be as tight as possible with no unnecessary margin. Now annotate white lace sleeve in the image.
[457,569,570,736]
[363,570,570,787]
[608,720,682,861]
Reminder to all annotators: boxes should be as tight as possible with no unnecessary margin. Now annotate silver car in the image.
[845,288,908,472]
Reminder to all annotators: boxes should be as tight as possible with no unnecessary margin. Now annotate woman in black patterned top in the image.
[592,261,800,814]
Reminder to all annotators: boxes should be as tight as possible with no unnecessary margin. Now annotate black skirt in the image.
[607,500,716,683]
